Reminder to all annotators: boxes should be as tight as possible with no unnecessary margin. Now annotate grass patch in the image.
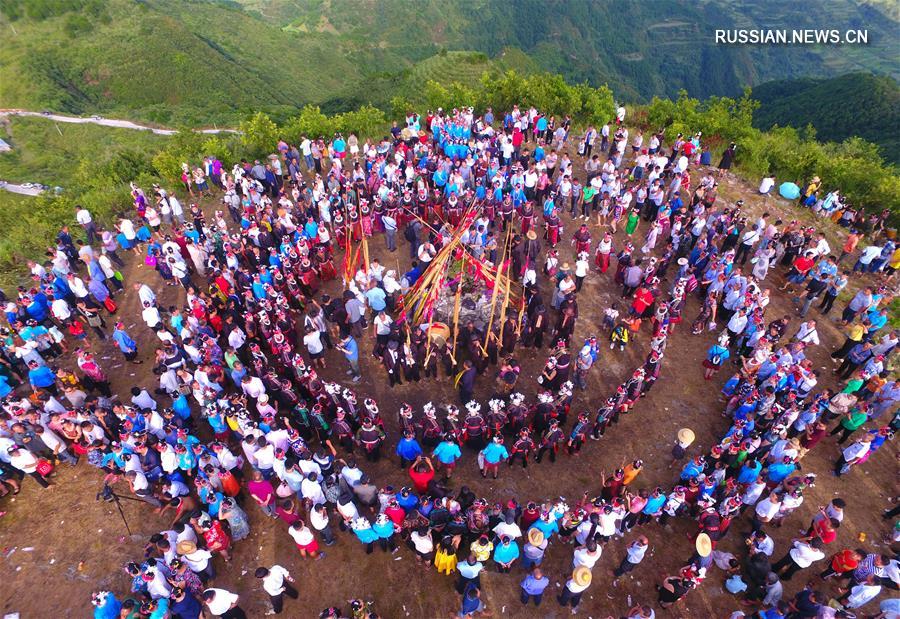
[0,116,169,187]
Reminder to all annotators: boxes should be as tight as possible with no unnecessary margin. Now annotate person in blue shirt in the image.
[480,436,509,479]
[432,168,447,191]
[91,591,123,619]
[680,455,705,480]
[332,135,346,158]
[396,487,419,513]
[433,437,462,479]
[337,334,361,382]
[640,488,667,524]
[168,588,202,619]
[27,360,57,395]
[25,294,49,322]
[520,567,550,606]
[371,514,399,552]
[704,339,731,380]
[766,456,797,484]
[395,430,423,468]
[402,262,422,287]
[303,217,319,240]
[530,513,560,540]
[364,284,386,313]
[492,182,504,203]
[737,458,762,484]
[101,443,133,470]
[172,393,192,421]
[493,535,520,572]
[112,322,141,363]
[0,374,12,399]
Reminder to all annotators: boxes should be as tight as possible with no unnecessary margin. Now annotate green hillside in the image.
[0,0,360,124]
[236,0,899,101]
[751,73,900,164]
[0,115,169,186]
[0,0,897,124]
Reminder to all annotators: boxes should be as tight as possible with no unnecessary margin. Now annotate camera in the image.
[96,483,114,502]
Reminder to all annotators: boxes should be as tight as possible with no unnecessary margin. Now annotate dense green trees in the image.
[644,92,900,218]
[752,74,900,164]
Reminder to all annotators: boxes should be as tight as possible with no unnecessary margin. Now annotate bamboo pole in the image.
[449,274,462,365]
[497,255,513,346]
[483,223,511,348]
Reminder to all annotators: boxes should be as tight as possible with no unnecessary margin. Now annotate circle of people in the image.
[0,101,897,619]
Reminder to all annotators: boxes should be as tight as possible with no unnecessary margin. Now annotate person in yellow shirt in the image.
[623,459,644,486]
[831,321,866,362]
[470,535,494,563]
[885,246,900,282]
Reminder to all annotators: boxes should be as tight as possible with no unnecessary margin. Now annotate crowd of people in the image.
[0,100,897,619]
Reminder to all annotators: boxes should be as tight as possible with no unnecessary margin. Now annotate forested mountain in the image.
[0,0,896,124]
[235,0,898,101]
[752,73,900,163]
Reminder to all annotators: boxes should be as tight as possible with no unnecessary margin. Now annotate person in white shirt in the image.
[202,588,243,618]
[753,492,782,529]
[143,566,172,600]
[7,446,49,488]
[310,503,337,546]
[340,460,363,486]
[572,539,602,569]
[759,176,775,195]
[493,515,522,541]
[125,470,161,507]
[772,538,825,579]
[301,472,326,506]
[612,536,648,585]
[51,297,71,322]
[255,565,299,614]
[240,375,267,400]
[67,274,89,299]
[840,576,881,609]
[76,206,98,243]
[130,387,158,411]
[793,320,820,346]
[835,435,872,476]
[176,540,214,579]
[288,519,323,559]
[139,301,162,329]
[559,567,592,610]
[34,425,77,464]
[134,282,156,307]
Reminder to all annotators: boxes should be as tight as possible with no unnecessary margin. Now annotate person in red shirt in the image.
[384,498,406,527]
[408,456,435,494]
[808,517,840,545]
[202,518,232,561]
[820,548,862,580]
[630,286,655,318]
[512,126,524,156]
[780,251,816,295]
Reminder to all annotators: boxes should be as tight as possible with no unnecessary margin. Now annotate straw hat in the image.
[176,540,197,555]
[677,428,695,446]
[695,532,712,557]
[527,528,545,546]
[572,566,592,587]
[526,230,537,240]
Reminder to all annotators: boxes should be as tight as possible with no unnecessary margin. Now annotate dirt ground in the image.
[0,148,896,619]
